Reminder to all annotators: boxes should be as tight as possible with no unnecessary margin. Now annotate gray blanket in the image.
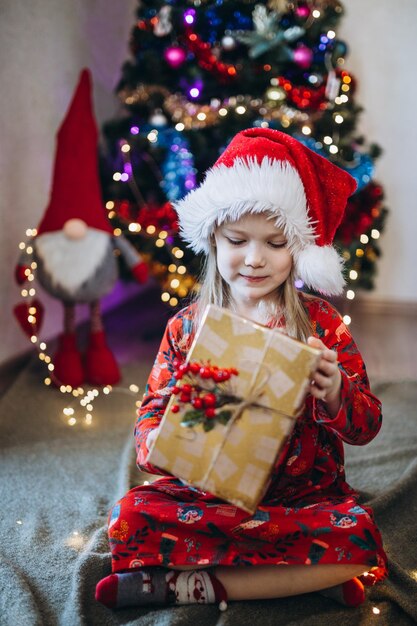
[1,355,416,626]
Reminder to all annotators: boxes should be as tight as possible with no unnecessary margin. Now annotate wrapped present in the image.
[147,305,321,513]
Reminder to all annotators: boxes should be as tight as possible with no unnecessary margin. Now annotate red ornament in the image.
[192,397,203,409]
[277,76,326,111]
[205,408,216,418]
[181,29,238,84]
[172,404,180,413]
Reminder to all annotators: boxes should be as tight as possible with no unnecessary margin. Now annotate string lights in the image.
[15,235,142,423]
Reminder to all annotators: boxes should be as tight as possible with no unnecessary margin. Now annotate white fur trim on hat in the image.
[295,244,345,295]
[175,157,317,255]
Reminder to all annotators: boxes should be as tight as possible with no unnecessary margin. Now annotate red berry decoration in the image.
[203,392,217,407]
[192,397,203,409]
[171,386,180,395]
[174,371,183,380]
[205,408,216,418]
[180,392,191,403]
[189,362,200,374]
[172,404,180,413]
[199,366,212,379]
[179,363,190,373]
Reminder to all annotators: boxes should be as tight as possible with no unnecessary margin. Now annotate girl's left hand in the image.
[307,336,342,417]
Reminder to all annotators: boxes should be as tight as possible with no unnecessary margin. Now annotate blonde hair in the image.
[190,240,312,342]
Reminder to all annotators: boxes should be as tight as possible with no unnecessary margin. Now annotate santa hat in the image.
[174,127,357,295]
[37,69,112,236]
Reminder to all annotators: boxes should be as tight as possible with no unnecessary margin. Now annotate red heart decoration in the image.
[13,299,45,338]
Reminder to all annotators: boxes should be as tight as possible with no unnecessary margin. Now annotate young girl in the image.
[96,128,387,611]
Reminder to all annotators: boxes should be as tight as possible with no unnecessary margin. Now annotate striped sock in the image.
[95,568,227,611]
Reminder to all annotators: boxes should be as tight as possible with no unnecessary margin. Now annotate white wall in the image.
[0,0,416,366]
[339,0,417,302]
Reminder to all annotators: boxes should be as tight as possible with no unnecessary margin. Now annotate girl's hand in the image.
[307,336,342,417]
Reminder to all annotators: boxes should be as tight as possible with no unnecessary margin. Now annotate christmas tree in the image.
[100,0,387,313]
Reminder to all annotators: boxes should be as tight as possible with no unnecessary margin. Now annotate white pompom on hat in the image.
[174,127,357,295]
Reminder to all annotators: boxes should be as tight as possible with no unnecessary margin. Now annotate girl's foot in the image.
[95,568,228,611]
[320,576,365,607]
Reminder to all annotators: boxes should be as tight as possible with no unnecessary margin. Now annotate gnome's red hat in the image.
[174,127,357,295]
[37,69,112,236]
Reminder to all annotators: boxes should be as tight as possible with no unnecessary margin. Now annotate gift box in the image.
[147,305,321,513]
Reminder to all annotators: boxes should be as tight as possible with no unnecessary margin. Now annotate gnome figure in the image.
[15,69,148,387]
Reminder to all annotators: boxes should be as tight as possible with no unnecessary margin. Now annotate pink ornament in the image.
[295,5,311,19]
[293,45,313,69]
[164,45,186,69]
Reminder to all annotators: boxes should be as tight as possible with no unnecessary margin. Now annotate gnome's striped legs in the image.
[63,302,76,334]
[90,300,103,333]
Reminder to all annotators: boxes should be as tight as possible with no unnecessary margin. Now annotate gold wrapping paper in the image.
[147,305,321,513]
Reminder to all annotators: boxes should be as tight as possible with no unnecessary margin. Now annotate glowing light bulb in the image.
[343,315,352,325]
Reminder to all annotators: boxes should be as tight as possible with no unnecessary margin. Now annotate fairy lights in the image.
[15,235,143,427]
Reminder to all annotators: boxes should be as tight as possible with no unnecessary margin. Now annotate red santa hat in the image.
[174,127,357,295]
[36,68,112,236]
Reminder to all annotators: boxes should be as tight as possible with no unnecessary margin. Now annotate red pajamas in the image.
[108,296,387,579]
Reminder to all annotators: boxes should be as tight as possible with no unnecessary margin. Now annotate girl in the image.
[96,128,387,611]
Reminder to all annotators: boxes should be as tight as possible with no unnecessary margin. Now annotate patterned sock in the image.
[167,570,228,610]
[319,577,365,607]
[95,568,228,611]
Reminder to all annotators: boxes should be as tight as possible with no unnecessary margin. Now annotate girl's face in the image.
[214,213,293,311]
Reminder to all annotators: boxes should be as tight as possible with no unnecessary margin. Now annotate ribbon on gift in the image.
[198,329,300,490]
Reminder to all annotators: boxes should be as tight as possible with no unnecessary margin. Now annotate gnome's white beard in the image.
[35,229,110,294]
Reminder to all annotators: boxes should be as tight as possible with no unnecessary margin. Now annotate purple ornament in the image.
[293,45,313,69]
[295,5,310,19]
[164,45,186,69]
